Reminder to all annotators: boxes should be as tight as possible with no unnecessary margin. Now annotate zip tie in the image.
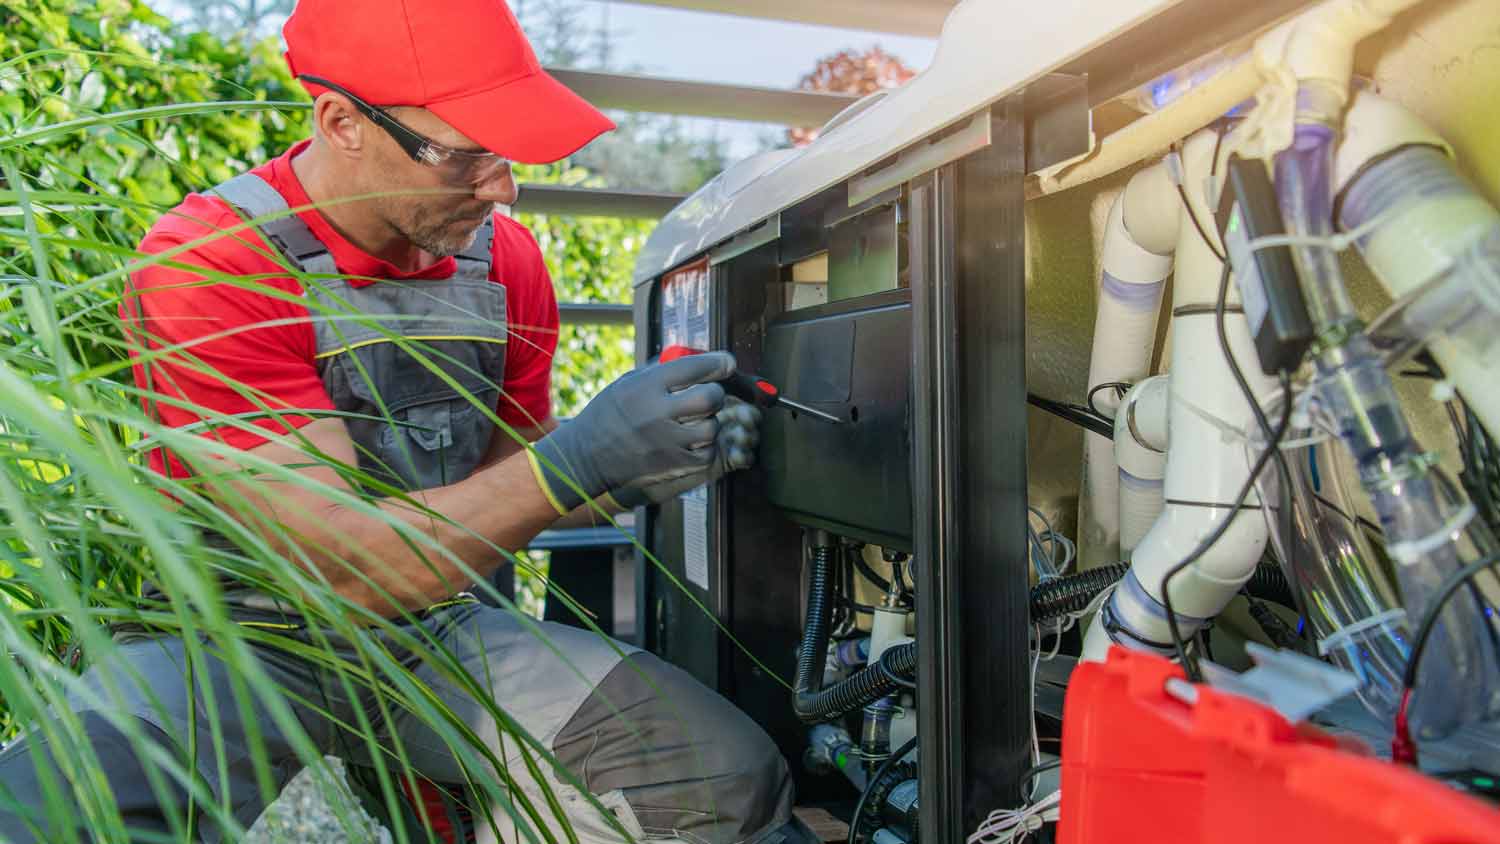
[1278,432,1334,451]
[1386,503,1476,566]
[1164,150,1185,186]
[1244,203,1409,258]
[1176,394,1253,444]
[1318,608,1407,657]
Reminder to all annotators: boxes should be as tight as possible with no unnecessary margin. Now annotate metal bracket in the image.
[1024,73,1092,173]
[709,214,782,266]
[848,109,992,207]
[1198,641,1360,722]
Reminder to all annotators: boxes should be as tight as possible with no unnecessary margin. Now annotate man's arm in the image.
[208,354,738,618]
[216,416,561,616]
[478,416,624,528]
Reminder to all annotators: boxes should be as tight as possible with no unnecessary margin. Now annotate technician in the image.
[0,1,789,842]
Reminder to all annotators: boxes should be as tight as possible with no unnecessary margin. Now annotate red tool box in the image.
[1058,646,1500,844]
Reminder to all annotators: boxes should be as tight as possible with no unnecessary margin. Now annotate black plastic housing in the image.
[1215,154,1315,374]
[759,289,914,549]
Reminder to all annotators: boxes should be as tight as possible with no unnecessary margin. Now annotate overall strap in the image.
[452,215,496,282]
[207,172,338,277]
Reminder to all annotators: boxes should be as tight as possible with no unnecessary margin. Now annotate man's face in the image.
[361,107,518,258]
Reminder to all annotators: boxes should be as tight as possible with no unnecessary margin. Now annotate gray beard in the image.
[411,225,478,259]
[405,215,480,259]
[395,204,491,259]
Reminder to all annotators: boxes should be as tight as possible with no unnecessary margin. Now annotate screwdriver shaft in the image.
[777,396,842,424]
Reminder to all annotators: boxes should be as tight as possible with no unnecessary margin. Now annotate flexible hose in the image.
[1029,561,1296,623]
[1029,563,1129,621]
[795,536,916,724]
[1244,561,1296,609]
[793,541,835,695]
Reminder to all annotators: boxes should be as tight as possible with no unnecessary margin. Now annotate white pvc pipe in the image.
[1083,130,1279,660]
[1030,0,1432,199]
[1115,375,1169,556]
[1334,91,1500,438]
[1080,162,1178,560]
[1282,0,1425,102]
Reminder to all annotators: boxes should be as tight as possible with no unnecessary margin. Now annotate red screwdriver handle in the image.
[657,345,780,409]
[660,344,701,363]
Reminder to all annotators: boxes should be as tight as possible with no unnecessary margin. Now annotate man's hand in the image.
[528,352,736,514]
[607,398,761,508]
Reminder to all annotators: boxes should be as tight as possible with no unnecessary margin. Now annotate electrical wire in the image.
[1392,550,1500,765]
[1160,257,1298,679]
[1160,369,1293,681]
[1026,393,1115,438]
[1027,507,1075,580]
[1020,758,1061,790]
[1171,140,1228,263]
[1086,381,1133,419]
[968,788,1061,844]
[852,553,893,595]
[850,736,917,844]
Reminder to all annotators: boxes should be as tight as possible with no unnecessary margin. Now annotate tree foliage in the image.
[788,45,916,146]
[0,2,672,838]
[3,0,648,422]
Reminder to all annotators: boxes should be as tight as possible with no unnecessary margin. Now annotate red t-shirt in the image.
[123,139,559,479]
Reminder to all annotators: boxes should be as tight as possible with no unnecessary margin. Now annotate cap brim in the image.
[427,71,615,164]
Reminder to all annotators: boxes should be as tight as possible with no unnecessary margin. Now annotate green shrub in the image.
[0,1,658,839]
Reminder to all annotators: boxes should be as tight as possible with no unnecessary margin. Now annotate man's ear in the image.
[312,92,366,158]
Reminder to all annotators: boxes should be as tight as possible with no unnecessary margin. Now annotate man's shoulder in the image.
[140,191,243,253]
[490,212,542,254]
[133,183,303,303]
[488,212,550,289]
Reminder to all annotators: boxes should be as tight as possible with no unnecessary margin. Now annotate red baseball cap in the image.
[282,0,615,164]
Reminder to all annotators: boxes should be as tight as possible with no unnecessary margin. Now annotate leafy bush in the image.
[0,1,657,839]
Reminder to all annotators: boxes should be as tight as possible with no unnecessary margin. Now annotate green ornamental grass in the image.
[0,2,786,841]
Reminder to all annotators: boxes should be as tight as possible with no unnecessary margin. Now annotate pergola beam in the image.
[513,183,685,219]
[546,67,860,126]
[607,0,955,37]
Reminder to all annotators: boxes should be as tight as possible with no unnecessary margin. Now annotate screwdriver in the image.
[659,344,843,424]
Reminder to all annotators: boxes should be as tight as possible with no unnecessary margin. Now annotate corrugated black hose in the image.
[1029,562,1130,621]
[794,537,916,724]
[1029,561,1297,624]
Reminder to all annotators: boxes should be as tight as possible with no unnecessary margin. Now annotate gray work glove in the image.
[606,398,762,508]
[529,352,736,514]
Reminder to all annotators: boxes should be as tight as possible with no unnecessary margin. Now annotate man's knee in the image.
[552,651,793,844]
[0,712,186,844]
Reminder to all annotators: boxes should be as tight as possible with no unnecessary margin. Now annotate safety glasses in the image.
[300,75,511,186]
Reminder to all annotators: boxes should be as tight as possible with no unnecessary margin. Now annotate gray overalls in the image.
[0,173,795,844]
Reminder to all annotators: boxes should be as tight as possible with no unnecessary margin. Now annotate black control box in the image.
[1215,155,1315,374]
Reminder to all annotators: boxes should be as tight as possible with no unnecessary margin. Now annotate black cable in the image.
[850,736,917,844]
[1244,590,1302,649]
[877,649,918,690]
[1027,393,1114,439]
[1020,758,1061,791]
[1402,552,1500,691]
[851,549,892,594]
[1086,381,1133,419]
[1456,399,1500,538]
[1172,141,1227,263]
[1160,370,1292,681]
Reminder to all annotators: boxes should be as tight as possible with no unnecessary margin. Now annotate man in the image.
[0,1,796,842]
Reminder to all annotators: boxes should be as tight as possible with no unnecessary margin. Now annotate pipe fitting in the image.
[1082,160,1179,559]
[1280,0,1425,107]
[1084,129,1276,662]
[1115,375,1170,555]
[794,533,916,724]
